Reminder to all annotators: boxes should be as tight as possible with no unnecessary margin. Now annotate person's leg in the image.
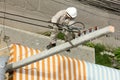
[64,31,74,52]
[46,26,59,49]
[64,31,74,42]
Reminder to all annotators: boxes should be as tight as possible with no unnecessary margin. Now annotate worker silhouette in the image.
[46,7,77,52]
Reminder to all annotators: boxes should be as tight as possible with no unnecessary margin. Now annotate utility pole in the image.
[6,26,114,72]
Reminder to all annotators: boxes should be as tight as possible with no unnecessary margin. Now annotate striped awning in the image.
[8,44,120,80]
[8,44,86,80]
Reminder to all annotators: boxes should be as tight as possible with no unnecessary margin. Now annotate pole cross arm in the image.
[6,26,115,72]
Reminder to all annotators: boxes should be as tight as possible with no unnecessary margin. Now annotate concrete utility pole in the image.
[6,26,114,72]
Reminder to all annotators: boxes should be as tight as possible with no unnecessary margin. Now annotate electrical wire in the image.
[0,11,51,23]
[0,16,53,29]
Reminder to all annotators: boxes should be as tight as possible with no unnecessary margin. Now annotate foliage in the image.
[83,42,95,48]
[84,42,112,67]
[95,53,112,67]
[84,42,106,53]
[42,31,65,40]
[113,47,120,61]
[113,47,120,69]
[94,43,106,53]
[94,43,112,67]
[57,32,65,40]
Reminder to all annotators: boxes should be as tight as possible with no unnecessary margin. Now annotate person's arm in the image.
[68,20,75,25]
[51,10,65,23]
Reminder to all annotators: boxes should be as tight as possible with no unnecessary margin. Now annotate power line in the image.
[0,11,51,23]
[0,16,52,29]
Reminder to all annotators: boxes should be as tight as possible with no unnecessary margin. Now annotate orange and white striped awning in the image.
[8,44,120,80]
[8,44,87,80]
